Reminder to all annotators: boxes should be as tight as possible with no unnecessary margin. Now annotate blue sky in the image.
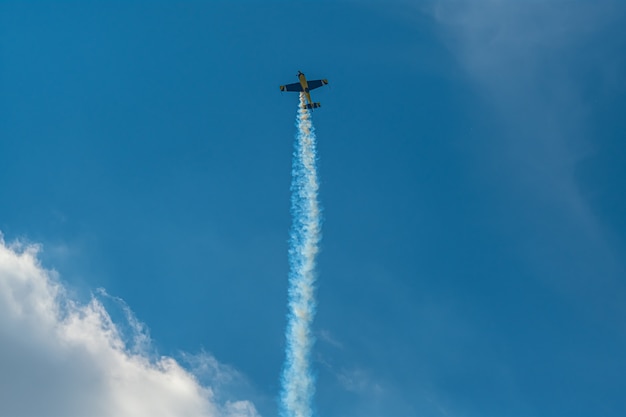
[1,1,625,416]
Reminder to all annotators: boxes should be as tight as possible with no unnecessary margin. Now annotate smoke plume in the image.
[280,93,322,417]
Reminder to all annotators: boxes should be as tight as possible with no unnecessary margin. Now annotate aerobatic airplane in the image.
[280,71,329,109]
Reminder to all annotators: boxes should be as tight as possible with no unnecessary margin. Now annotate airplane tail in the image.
[303,103,321,110]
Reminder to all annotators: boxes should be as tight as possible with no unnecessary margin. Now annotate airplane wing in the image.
[280,82,303,92]
[306,79,329,90]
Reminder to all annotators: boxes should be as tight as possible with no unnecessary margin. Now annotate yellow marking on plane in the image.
[280,71,328,110]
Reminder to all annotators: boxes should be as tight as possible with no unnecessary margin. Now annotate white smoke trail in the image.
[280,93,322,417]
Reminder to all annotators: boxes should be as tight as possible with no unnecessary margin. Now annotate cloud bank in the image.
[0,235,259,417]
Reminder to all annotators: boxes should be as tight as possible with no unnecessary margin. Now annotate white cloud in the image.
[0,234,260,417]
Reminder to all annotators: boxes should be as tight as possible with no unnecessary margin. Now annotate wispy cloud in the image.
[431,1,604,194]
[0,234,259,417]
[317,329,344,350]
[335,367,384,397]
[430,1,626,296]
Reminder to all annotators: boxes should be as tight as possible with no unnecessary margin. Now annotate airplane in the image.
[280,71,329,109]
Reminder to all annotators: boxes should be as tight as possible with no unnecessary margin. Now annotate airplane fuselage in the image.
[298,73,314,106]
